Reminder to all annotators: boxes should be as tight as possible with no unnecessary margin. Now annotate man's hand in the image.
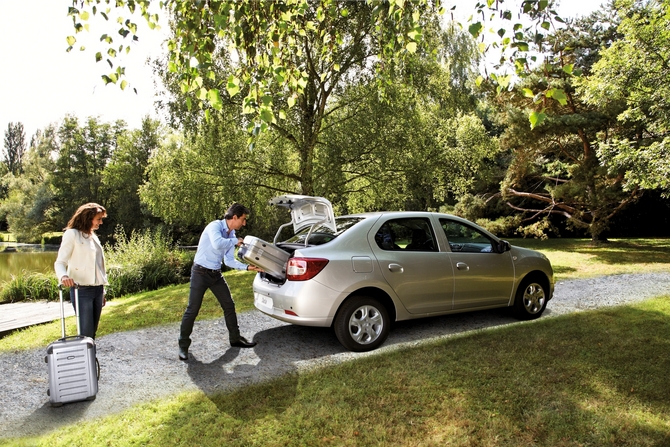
[236,237,244,247]
[247,265,264,272]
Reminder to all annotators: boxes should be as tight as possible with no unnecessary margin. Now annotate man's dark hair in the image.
[224,203,250,220]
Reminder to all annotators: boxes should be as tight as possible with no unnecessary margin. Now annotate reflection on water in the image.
[0,243,59,284]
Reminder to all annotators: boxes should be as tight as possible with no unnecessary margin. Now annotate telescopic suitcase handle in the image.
[58,283,80,339]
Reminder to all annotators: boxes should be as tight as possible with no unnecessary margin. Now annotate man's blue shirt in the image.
[193,220,248,271]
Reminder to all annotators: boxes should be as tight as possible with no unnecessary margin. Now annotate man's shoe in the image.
[178,348,188,361]
[230,336,257,348]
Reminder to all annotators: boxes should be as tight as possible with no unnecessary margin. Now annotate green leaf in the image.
[66,36,76,46]
[546,88,568,106]
[529,111,547,129]
[120,80,128,90]
[406,42,417,53]
[226,75,240,98]
[260,108,274,124]
[207,89,222,110]
[522,88,534,98]
[468,22,483,38]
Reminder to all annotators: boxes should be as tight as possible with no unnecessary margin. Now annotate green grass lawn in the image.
[511,237,670,280]
[6,296,670,447]
[1,238,669,446]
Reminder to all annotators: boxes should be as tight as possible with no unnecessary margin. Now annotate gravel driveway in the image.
[1,272,669,440]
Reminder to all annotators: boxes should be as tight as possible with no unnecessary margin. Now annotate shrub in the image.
[0,271,59,303]
[104,227,193,298]
[0,228,194,302]
[42,235,63,245]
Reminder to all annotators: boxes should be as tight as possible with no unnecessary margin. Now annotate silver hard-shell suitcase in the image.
[238,235,290,279]
[45,285,99,407]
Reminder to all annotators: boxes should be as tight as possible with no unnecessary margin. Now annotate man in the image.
[178,203,263,360]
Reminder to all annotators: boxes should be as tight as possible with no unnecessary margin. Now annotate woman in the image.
[54,203,108,339]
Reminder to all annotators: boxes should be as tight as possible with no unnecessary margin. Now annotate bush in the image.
[42,235,63,245]
[0,228,194,302]
[0,271,59,303]
[104,227,194,298]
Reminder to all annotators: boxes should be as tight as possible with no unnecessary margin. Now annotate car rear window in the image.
[282,217,364,246]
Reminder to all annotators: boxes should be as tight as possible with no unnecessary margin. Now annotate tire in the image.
[334,296,390,352]
[513,278,548,320]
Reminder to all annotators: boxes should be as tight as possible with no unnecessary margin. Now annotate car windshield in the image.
[282,217,364,245]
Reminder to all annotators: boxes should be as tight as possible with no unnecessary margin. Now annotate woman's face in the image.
[90,213,105,232]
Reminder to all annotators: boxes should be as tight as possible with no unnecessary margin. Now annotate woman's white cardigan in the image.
[54,228,107,286]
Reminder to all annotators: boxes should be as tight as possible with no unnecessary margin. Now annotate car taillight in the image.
[286,257,329,281]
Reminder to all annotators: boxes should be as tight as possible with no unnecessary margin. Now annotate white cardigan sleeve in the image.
[54,229,76,281]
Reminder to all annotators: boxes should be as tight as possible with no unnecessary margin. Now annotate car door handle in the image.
[456,262,469,271]
[388,263,404,273]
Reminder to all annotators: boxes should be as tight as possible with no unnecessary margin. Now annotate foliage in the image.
[2,121,26,175]
[0,271,59,304]
[0,127,58,242]
[104,226,193,298]
[580,0,670,197]
[68,0,440,132]
[51,116,124,239]
[144,19,490,221]
[101,116,163,237]
[487,4,647,241]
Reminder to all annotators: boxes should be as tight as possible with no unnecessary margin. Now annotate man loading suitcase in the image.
[178,203,263,361]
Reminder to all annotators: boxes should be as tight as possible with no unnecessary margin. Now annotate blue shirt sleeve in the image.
[193,220,248,271]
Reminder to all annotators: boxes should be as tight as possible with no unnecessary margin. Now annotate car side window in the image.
[440,219,494,253]
[375,218,437,252]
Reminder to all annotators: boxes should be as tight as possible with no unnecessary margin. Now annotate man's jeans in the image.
[70,285,104,339]
[179,265,241,350]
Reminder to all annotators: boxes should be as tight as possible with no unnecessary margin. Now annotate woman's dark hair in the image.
[224,203,250,220]
[65,203,107,234]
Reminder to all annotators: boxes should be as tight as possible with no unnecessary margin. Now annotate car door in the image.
[439,218,514,310]
[370,216,455,314]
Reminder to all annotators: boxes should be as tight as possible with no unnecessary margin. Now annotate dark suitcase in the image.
[238,235,290,279]
[45,285,99,407]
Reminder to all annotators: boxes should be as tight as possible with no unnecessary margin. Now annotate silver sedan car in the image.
[252,195,554,352]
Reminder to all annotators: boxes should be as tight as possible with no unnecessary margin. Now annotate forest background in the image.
[2,0,670,249]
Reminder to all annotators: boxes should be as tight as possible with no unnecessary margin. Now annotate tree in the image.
[580,0,670,197]
[102,116,163,237]
[0,126,58,241]
[141,15,490,225]
[487,4,648,241]
[3,122,26,175]
[67,0,566,130]
[51,116,122,234]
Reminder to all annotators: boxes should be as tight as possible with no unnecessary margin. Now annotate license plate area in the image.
[254,293,274,312]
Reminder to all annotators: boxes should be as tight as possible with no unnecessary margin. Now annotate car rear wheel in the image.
[513,278,548,320]
[334,296,390,352]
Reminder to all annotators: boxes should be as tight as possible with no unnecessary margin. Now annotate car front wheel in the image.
[334,296,390,352]
[513,278,548,320]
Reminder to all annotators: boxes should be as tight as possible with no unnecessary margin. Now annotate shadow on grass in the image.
[147,302,670,446]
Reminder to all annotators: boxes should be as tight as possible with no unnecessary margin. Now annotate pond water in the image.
[0,244,58,284]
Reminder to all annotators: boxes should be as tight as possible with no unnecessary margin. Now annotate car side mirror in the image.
[499,240,511,253]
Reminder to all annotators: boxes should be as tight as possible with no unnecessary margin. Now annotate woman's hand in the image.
[61,275,75,287]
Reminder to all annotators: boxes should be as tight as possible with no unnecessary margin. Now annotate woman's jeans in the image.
[179,265,241,350]
[70,285,104,339]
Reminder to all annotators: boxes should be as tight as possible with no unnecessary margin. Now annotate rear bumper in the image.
[252,276,341,327]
